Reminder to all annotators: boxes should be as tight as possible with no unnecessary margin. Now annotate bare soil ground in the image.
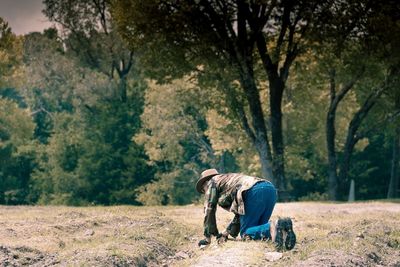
[0,202,399,266]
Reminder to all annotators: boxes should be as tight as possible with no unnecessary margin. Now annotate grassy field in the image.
[0,202,399,266]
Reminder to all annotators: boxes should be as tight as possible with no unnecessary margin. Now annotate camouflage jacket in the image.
[203,173,265,238]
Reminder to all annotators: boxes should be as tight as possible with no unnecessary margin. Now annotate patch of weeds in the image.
[297,236,351,261]
[388,230,400,249]
[130,233,146,241]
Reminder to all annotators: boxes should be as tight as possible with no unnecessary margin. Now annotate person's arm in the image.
[217,213,240,243]
[200,181,219,245]
[225,213,240,238]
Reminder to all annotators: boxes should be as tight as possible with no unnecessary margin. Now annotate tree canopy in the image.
[0,0,398,205]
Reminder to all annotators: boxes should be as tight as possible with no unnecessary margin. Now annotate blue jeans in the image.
[240,181,277,239]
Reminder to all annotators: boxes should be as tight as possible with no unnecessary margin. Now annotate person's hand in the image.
[198,237,211,247]
[217,232,228,244]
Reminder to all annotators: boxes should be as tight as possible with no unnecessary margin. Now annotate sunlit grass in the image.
[0,202,399,266]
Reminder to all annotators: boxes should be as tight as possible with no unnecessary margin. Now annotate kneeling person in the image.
[196,169,296,251]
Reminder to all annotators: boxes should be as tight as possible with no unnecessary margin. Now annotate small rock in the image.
[175,251,189,259]
[265,252,283,262]
[199,245,207,250]
[356,233,364,238]
[84,229,95,236]
[58,240,66,248]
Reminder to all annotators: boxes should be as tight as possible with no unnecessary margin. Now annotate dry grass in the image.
[0,206,191,266]
[0,202,399,266]
[173,202,400,267]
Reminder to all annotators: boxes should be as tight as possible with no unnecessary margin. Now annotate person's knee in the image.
[241,222,271,240]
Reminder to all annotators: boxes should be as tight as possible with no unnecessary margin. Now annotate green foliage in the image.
[298,192,329,202]
[0,1,399,206]
[30,85,153,205]
[136,169,198,206]
[0,17,23,87]
[0,98,35,204]
[18,26,153,205]
[135,78,221,205]
[350,134,392,200]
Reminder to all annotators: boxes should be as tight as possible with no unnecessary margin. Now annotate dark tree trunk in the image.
[219,78,274,182]
[325,68,368,200]
[326,107,338,200]
[230,5,276,183]
[387,126,400,198]
[326,69,342,200]
[118,74,127,102]
[269,77,286,192]
[257,139,274,181]
[199,0,306,194]
[337,87,385,199]
[239,69,275,182]
[115,52,134,103]
[337,132,357,197]
[388,94,400,198]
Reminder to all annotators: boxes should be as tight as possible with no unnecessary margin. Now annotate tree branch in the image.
[329,68,336,102]
[30,106,54,118]
[92,0,109,34]
[256,34,277,77]
[349,85,387,132]
[274,1,291,60]
[330,66,365,111]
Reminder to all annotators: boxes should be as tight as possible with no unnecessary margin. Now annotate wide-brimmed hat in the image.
[196,169,219,194]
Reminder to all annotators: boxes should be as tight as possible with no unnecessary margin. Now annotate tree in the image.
[32,102,153,205]
[20,30,153,205]
[326,63,389,200]
[134,78,237,205]
[367,1,400,198]
[43,0,136,102]
[0,17,23,87]
[112,0,337,197]
[0,98,35,204]
[387,92,400,198]
[300,0,399,200]
[0,18,34,204]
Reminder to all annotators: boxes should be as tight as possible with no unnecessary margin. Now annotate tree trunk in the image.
[325,68,362,200]
[219,75,274,182]
[240,74,275,182]
[326,108,338,200]
[338,136,356,198]
[387,126,400,198]
[388,92,400,198]
[118,74,127,102]
[269,77,286,193]
[337,88,384,199]
[256,139,274,181]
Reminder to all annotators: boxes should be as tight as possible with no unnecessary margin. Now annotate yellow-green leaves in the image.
[0,17,23,87]
[0,98,34,150]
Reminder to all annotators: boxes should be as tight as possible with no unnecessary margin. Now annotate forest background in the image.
[0,0,399,206]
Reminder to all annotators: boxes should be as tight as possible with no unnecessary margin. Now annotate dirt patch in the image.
[192,243,258,267]
[0,245,59,266]
[295,248,400,267]
[0,206,192,267]
[57,211,87,219]
[293,250,370,267]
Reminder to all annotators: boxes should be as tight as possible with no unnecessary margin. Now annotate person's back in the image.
[206,173,264,214]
